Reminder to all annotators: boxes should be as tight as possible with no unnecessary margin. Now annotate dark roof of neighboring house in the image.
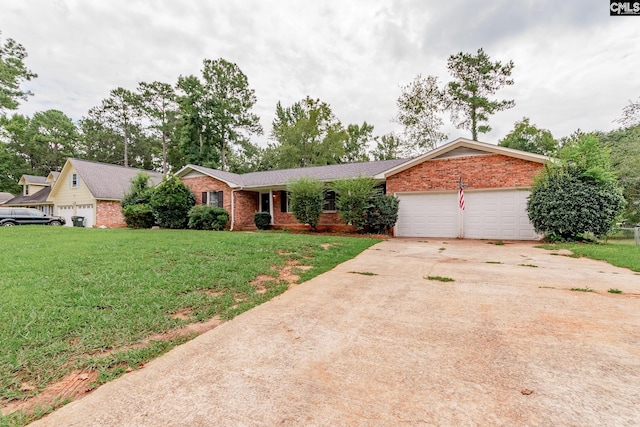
[0,192,14,204]
[4,187,52,205]
[180,158,409,189]
[69,159,164,200]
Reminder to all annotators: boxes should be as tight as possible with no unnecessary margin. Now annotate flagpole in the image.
[458,177,465,238]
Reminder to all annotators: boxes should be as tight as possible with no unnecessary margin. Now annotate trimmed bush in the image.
[333,177,377,232]
[254,212,271,230]
[149,174,196,229]
[188,205,229,231]
[122,204,155,229]
[366,193,400,234]
[288,177,324,230]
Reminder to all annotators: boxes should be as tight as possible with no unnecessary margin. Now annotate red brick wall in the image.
[181,176,233,212]
[96,200,126,228]
[387,154,544,194]
[181,176,262,230]
[234,191,259,230]
[271,191,354,232]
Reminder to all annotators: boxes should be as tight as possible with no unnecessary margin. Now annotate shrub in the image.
[527,168,625,241]
[122,204,155,229]
[121,173,154,208]
[254,212,271,230]
[188,205,229,231]
[333,177,376,232]
[288,177,324,231]
[366,193,399,234]
[149,174,196,229]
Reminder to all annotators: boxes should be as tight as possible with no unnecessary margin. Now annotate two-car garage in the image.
[382,138,548,241]
[394,189,538,240]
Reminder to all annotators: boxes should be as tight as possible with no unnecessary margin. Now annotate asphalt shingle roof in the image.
[0,192,14,203]
[5,187,52,205]
[70,159,164,200]
[21,175,48,185]
[187,159,408,189]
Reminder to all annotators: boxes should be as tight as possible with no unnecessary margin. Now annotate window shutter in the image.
[280,191,287,212]
[217,191,224,208]
[202,192,207,205]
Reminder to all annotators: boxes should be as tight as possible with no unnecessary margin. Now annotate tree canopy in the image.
[447,48,515,141]
[0,32,37,114]
[394,74,447,155]
[499,117,557,155]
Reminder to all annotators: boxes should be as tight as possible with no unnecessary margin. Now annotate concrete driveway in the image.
[31,239,640,426]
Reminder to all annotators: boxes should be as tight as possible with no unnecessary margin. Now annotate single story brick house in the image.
[48,159,163,227]
[176,138,549,240]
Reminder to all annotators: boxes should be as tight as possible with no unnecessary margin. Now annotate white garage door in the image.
[464,190,537,240]
[57,205,74,227]
[396,190,538,240]
[77,204,95,228]
[396,193,459,237]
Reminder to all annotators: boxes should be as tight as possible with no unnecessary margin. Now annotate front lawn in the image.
[0,227,379,422]
[541,240,640,272]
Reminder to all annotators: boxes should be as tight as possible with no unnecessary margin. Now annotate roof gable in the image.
[377,138,549,178]
[50,159,164,201]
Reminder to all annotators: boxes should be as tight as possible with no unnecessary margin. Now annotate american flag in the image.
[458,177,465,210]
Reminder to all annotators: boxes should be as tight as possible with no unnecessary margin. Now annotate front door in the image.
[260,193,270,213]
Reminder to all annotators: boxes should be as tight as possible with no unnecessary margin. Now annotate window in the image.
[202,191,223,208]
[69,173,80,188]
[280,191,290,213]
[323,190,336,212]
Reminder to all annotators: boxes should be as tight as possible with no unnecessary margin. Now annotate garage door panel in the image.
[77,204,94,228]
[397,190,538,240]
[465,191,536,240]
[396,193,458,237]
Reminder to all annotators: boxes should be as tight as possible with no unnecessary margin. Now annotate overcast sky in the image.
[2,0,639,149]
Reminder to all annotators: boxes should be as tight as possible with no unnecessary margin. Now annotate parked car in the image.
[0,208,66,226]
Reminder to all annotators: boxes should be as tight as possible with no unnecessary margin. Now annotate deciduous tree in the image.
[0,32,37,114]
[499,117,557,155]
[394,74,446,154]
[270,97,346,169]
[371,133,403,161]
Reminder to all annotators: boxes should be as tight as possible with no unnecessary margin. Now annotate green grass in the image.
[518,263,538,268]
[570,287,594,293]
[425,276,455,282]
[348,271,377,276]
[608,288,623,294]
[539,241,640,272]
[486,261,502,264]
[0,227,379,421]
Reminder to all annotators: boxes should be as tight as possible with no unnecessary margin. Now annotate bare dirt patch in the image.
[2,371,99,417]
[249,259,313,291]
[2,316,223,419]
